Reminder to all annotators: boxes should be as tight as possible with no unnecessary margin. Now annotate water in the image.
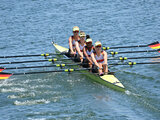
[0,0,160,119]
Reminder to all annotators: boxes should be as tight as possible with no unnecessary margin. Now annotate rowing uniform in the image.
[94,51,104,64]
[82,46,94,67]
[67,36,80,57]
[74,40,85,62]
[84,46,94,58]
[91,51,105,73]
[74,40,85,54]
[72,36,80,50]
[79,43,85,52]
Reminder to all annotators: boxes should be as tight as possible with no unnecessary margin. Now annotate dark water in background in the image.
[0,0,160,119]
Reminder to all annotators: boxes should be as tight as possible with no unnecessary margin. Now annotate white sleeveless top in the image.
[86,49,94,57]
[94,52,104,63]
[79,44,85,52]
[71,36,80,49]
[72,40,76,49]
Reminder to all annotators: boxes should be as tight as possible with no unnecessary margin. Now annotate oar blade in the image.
[148,41,160,49]
[0,72,12,79]
[0,67,5,72]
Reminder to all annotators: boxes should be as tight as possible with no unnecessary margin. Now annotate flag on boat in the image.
[148,41,160,49]
[0,72,12,79]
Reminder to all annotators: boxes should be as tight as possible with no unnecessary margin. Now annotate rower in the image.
[83,38,94,68]
[68,26,80,57]
[91,41,108,76]
[75,31,86,62]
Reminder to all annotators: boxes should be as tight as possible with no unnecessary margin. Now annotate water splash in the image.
[125,90,141,97]
[14,99,50,106]
[8,92,35,99]
[1,87,27,93]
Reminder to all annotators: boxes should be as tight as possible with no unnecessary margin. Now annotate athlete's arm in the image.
[103,51,108,65]
[83,47,93,64]
[91,53,100,68]
[75,41,83,58]
[69,36,76,54]
[103,51,108,72]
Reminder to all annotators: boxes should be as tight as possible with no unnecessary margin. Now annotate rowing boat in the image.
[52,42,125,92]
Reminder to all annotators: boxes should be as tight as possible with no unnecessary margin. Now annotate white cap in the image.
[95,41,102,47]
[79,31,86,37]
[73,26,79,31]
[86,38,92,43]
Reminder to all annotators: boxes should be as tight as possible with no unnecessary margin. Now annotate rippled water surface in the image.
[0,0,160,120]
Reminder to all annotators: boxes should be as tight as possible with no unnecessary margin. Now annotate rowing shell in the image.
[52,42,125,92]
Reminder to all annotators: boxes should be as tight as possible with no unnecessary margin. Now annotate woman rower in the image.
[68,26,80,57]
[75,31,86,62]
[83,38,94,68]
[91,41,108,76]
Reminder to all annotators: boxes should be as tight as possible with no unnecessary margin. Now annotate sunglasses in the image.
[80,36,86,38]
[86,42,92,44]
[73,31,79,33]
[96,46,101,48]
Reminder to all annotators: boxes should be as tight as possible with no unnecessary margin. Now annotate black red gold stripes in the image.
[0,67,5,72]
[148,41,160,49]
[0,72,12,79]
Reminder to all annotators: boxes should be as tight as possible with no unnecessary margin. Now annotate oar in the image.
[109,61,160,66]
[0,58,73,65]
[0,68,91,79]
[0,59,55,65]
[0,67,115,80]
[103,41,160,50]
[0,52,67,58]
[0,63,86,72]
[108,56,160,61]
[108,49,160,56]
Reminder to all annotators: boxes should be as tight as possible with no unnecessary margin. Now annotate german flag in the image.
[0,67,5,72]
[148,41,160,49]
[0,72,12,79]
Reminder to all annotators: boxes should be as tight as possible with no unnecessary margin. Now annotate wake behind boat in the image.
[52,42,125,92]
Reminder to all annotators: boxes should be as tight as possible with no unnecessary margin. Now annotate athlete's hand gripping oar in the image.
[0,63,88,72]
[0,52,67,59]
[108,49,160,57]
[103,41,160,50]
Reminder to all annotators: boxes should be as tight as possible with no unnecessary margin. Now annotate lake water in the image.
[0,0,160,119]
